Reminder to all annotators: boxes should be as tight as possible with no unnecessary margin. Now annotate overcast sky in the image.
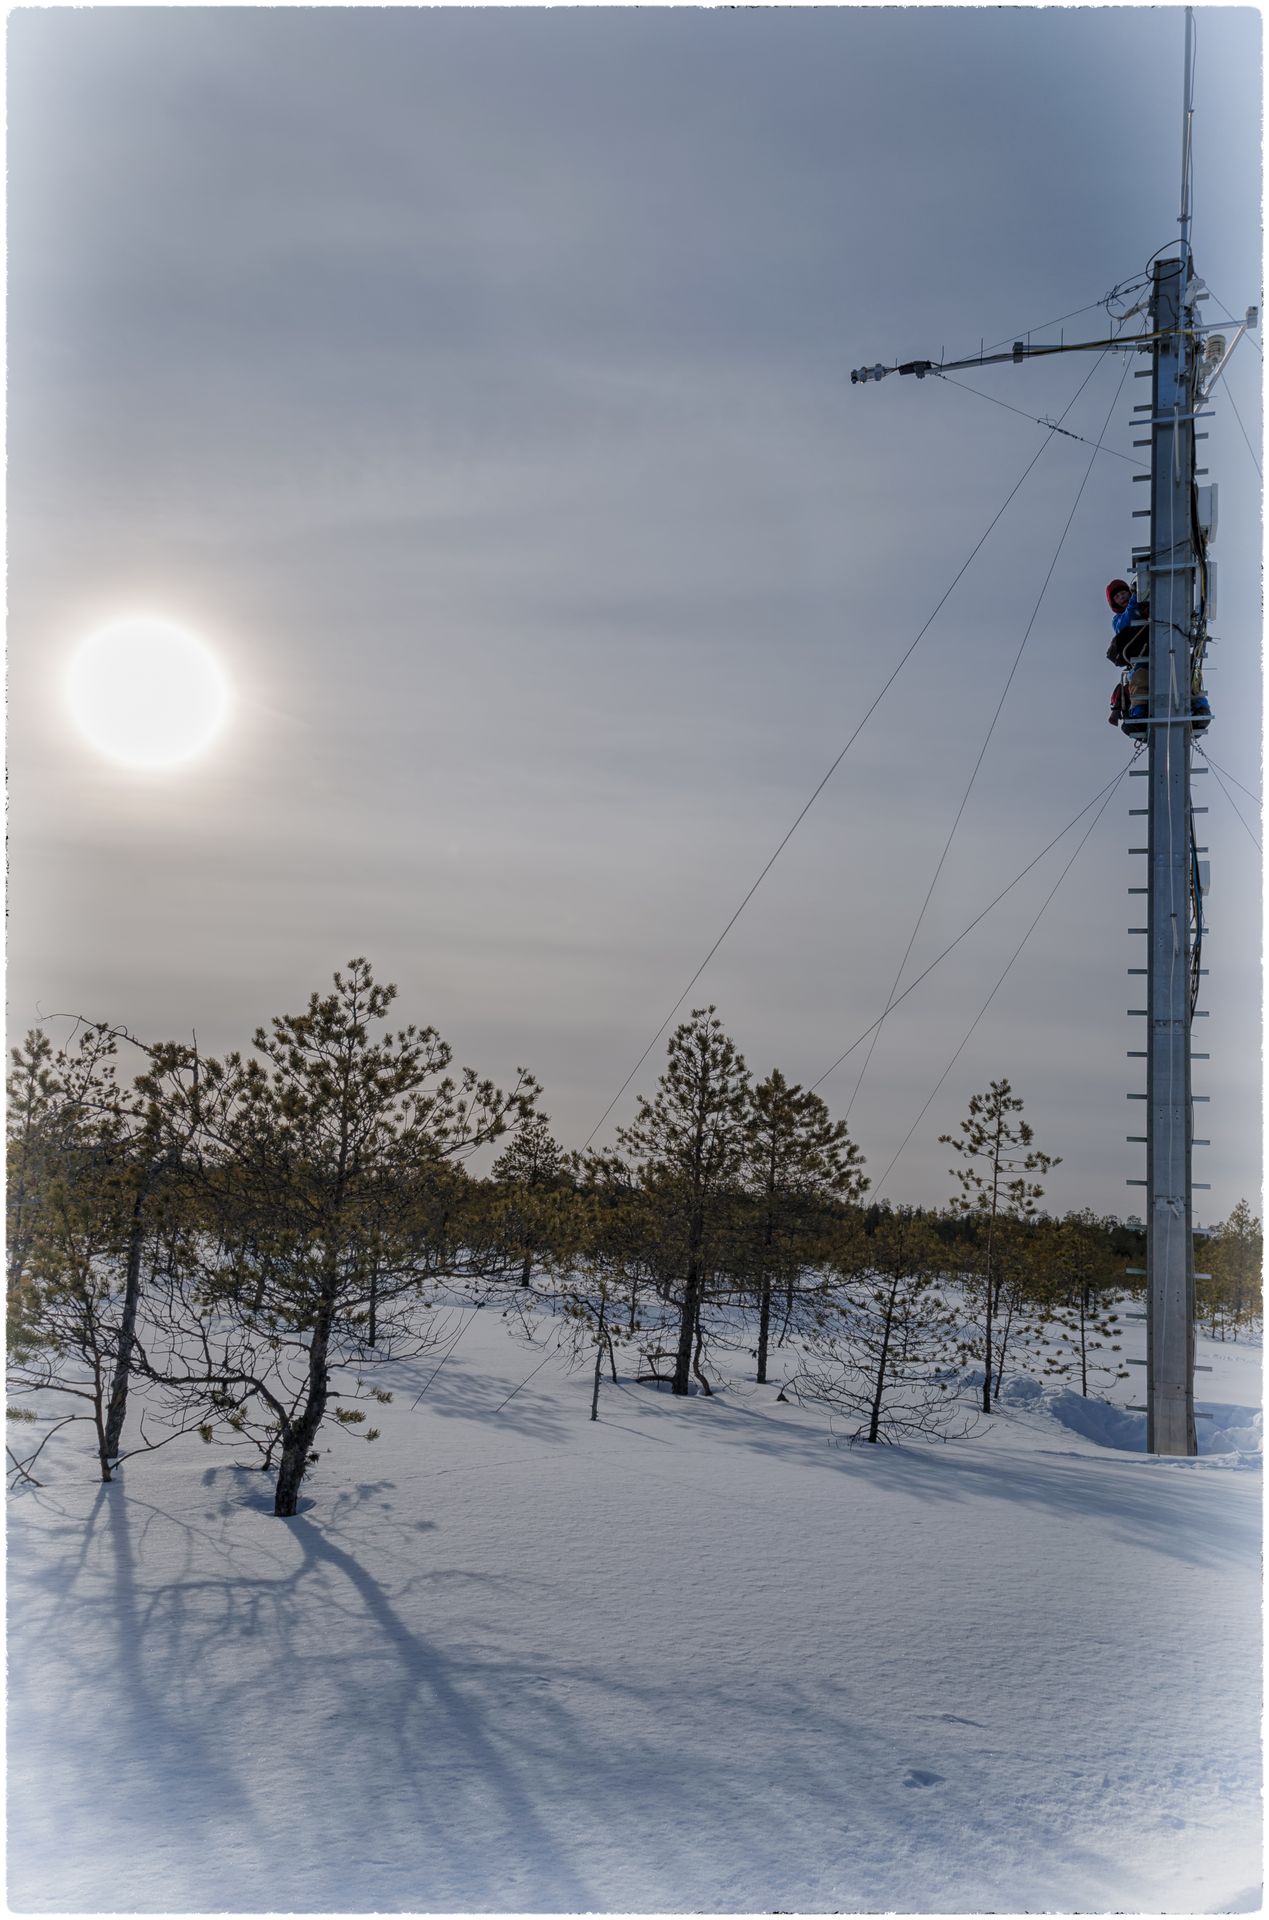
[8,5,1263,1221]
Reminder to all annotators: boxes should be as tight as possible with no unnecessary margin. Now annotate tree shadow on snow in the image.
[283,1517,600,1909]
[10,1472,1234,1914]
[259,1517,1140,1914]
[8,1481,272,1912]
[620,1386,1260,1572]
[390,1353,569,1446]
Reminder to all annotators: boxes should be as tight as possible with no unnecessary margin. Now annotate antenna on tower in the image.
[1179,5,1195,273]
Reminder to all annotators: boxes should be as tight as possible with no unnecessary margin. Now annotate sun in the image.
[67,617,230,770]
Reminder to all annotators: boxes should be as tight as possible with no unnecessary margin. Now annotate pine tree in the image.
[8,1026,130,1481]
[6,1024,195,1480]
[743,1070,867,1384]
[574,1151,662,1338]
[490,1114,570,1289]
[798,1207,964,1443]
[617,1008,749,1397]
[1034,1210,1129,1397]
[1201,1200,1262,1340]
[192,961,539,1515]
[7,1029,60,1296]
[941,1079,1058,1414]
[552,1252,628,1421]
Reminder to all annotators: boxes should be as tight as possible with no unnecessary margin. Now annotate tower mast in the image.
[1131,6,1202,1455]
[1138,249,1199,1456]
[846,10,1247,1454]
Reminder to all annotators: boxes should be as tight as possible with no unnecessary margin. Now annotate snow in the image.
[8,1302,1262,1914]
[989,1359,1264,1463]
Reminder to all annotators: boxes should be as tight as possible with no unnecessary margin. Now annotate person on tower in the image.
[1106,578,1149,737]
[1105,577,1211,736]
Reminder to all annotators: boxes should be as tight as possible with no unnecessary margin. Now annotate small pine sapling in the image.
[941,1079,1058,1415]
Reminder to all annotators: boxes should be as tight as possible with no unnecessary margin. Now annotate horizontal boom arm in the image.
[850,331,1160,387]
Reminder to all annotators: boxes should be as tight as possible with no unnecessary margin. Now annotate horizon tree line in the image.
[8,962,1260,1509]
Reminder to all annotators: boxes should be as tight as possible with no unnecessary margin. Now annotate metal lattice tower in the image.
[1131,256,1201,1455]
[845,12,1252,1457]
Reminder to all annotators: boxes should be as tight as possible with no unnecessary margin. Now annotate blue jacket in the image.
[1107,592,1150,667]
[1112,592,1145,636]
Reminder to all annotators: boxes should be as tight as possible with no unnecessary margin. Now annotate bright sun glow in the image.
[67,618,230,770]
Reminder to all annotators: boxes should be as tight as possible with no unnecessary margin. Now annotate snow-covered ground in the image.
[8,1302,1262,1914]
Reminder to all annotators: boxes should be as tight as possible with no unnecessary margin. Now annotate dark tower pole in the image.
[1141,254,1199,1456]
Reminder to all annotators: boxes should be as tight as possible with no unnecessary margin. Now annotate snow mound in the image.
[1200,1405,1263,1460]
[1042,1384,1146,1451]
[995,1373,1045,1406]
[993,1374,1263,1465]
